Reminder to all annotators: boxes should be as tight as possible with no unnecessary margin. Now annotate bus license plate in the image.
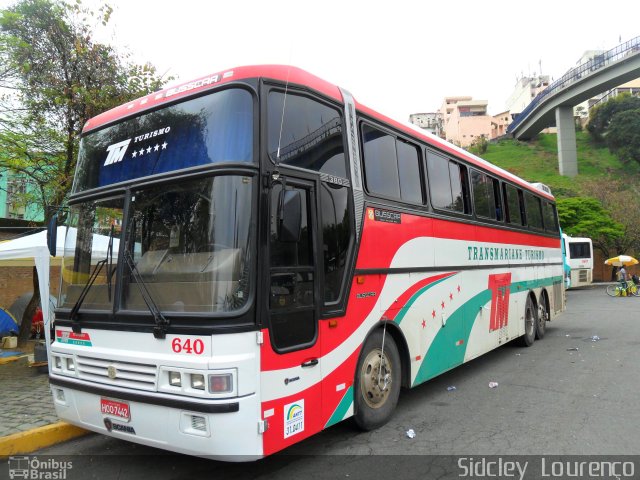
[100,398,130,421]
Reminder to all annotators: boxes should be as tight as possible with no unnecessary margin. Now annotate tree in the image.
[605,109,640,165]
[0,0,171,344]
[581,178,640,258]
[556,196,623,258]
[0,0,170,220]
[469,135,488,155]
[587,93,640,143]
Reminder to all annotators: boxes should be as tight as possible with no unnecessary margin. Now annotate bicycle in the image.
[606,281,640,297]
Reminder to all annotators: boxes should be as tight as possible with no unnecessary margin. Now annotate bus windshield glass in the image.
[60,175,254,316]
[123,175,253,313]
[60,197,124,311]
[73,88,254,193]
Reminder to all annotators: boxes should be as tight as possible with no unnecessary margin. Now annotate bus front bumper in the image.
[49,376,263,461]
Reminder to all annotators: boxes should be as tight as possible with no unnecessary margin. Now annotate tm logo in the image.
[104,139,131,166]
[488,273,511,331]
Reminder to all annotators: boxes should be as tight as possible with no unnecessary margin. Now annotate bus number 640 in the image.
[171,338,205,355]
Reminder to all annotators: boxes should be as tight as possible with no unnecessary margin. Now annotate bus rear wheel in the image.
[520,296,536,347]
[536,294,548,339]
[353,329,401,431]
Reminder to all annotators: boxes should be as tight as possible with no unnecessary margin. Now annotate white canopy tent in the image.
[0,227,66,336]
[0,226,116,355]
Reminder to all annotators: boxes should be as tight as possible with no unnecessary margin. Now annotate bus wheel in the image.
[536,294,548,339]
[520,296,536,347]
[354,329,401,431]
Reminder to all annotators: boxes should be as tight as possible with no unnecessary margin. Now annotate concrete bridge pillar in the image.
[555,106,578,177]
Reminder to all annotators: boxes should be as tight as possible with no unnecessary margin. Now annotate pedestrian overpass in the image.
[507,36,640,177]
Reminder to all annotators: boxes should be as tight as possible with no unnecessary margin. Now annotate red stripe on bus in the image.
[356,211,560,270]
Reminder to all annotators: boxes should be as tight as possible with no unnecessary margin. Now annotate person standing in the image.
[619,265,628,282]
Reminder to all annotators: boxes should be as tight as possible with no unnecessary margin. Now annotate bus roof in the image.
[562,233,592,243]
[82,64,554,201]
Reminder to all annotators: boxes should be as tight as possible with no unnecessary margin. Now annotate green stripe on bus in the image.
[411,276,562,387]
[324,386,354,429]
[412,289,491,386]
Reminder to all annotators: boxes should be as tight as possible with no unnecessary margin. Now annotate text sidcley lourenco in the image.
[457,457,635,479]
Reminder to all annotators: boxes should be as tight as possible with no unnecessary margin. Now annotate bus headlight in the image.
[66,358,75,371]
[190,373,205,390]
[169,371,182,387]
[54,356,62,369]
[209,373,233,393]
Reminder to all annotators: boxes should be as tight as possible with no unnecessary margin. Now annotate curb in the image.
[0,422,89,458]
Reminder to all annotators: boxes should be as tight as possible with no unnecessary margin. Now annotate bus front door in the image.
[261,178,322,454]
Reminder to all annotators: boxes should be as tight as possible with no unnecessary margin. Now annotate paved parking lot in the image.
[3,287,639,479]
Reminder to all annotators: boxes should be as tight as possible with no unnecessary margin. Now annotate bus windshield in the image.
[60,175,254,315]
[73,88,254,192]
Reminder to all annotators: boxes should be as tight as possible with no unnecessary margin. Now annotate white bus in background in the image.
[562,233,593,287]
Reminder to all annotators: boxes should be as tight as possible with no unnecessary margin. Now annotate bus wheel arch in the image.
[519,293,537,347]
[536,290,550,339]
[353,323,404,431]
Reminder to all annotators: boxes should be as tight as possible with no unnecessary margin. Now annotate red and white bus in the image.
[47,65,565,460]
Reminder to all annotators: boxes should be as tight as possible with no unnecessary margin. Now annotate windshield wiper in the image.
[123,249,170,339]
[70,226,115,333]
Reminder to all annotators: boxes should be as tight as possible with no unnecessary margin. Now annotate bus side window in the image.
[543,201,559,233]
[471,169,501,221]
[503,183,524,226]
[524,192,544,230]
[361,124,424,205]
[427,151,470,214]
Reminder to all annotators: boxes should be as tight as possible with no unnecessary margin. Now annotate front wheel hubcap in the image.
[360,348,392,409]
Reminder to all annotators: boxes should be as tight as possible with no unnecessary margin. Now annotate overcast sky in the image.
[2,0,639,122]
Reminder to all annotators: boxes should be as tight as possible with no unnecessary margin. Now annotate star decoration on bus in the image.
[432,309,436,318]
[421,319,426,328]
[130,142,169,158]
[441,301,445,309]
[449,293,454,301]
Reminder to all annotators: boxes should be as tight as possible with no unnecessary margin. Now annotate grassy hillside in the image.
[479,131,640,198]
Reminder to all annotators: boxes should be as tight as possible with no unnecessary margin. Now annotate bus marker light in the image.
[329,319,338,328]
[209,373,232,393]
[356,276,365,285]
[169,371,182,387]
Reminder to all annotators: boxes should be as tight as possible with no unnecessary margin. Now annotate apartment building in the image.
[504,75,550,119]
[0,168,44,222]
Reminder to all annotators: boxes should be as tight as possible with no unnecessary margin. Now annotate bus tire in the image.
[520,295,536,347]
[353,328,401,431]
[535,293,548,339]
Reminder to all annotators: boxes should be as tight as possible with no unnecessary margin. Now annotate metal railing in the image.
[507,36,640,133]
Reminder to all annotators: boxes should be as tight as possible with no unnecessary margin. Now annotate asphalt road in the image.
[7,288,640,479]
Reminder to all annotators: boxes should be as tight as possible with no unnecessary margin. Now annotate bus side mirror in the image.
[278,190,302,243]
[47,214,58,257]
